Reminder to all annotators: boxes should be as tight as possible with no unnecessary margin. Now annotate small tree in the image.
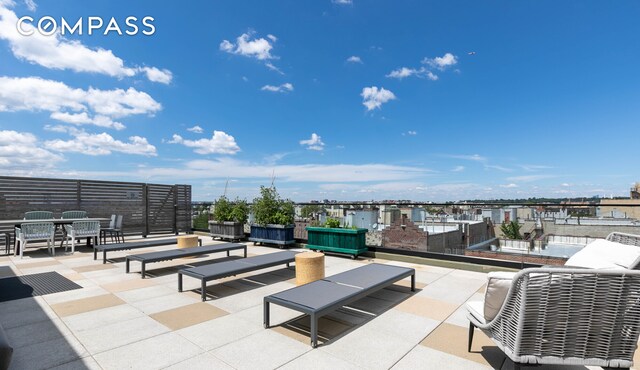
[500,220,523,240]
[252,186,294,226]
[325,218,340,228]
[212,196,249,224]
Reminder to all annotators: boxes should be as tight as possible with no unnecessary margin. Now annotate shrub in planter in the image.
[249,186,295,247]
[209,196,249,241]
[306,219,368,259]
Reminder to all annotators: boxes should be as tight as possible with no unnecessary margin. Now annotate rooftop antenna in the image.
[223,178,229,197]
[270,170,276,187]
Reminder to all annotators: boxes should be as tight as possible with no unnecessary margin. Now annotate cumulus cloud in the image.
[220,32,276,60]
[451,166,465,172]
[300,133,325,151]
[24,0,36,11]
[361,86,396,111]
[500,183,518,188]
[187,125,204,134]
[422,52,458,70]
[386,67,439,80]
[261,83,293,93]
[346,56,362,63]
[333,0,353,4]
[0,76,161,129]
[168,130,240,155]
[0,3,172,83]
[0,130,63,168]
[44,127,156,156]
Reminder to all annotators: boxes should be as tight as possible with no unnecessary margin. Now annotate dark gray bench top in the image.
[94,237,202,263]
[264,263,415,347]
[126,243,245,263]
[180,251,298,280]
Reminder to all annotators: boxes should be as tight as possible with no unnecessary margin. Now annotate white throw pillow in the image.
[483,271,516,321]
[565,239,640,269]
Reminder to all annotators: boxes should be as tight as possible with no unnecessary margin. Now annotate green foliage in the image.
[192,213,209,230]
[212,196,249,223]
[301,204,324,218]
[325,218,340,228]
[252,186,295,226]
[500,221,523,240]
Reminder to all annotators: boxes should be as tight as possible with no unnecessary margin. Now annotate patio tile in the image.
[392,345,493,370]
[93,332,203,369]
[319,324,418,370]
[101,276,158,293]
[73,263,117,273]
[212,281,295,313]
[14,259,61,270]
[114,284,176,303]
[51,293,125,317]
[129,291,199,315]
[72,315,169,354]
[164,352,234,370]
[49,356,103,370]
[420,322,505,368]
[394,295,459,321]
[362,309,440,343]
[176,312,263,351]
[279,348,365,370]
[9,335,89,370]
[5,317,73,349]
[43,285,109,305]
[62,304,145,332]
[150,302,228,330]
[445,292,484,328]
[417,274,486,305]
[272,315,355,345]
[211,330,310,370]
[0,298,57,329]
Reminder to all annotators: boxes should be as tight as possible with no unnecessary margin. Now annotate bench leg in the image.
[198,239,202,246]
[263,300,270,328]
[178,273,183,292]
[201,280,207,301]
[310,313,318,348]
[94,247,97,260]
[244,247,247,258]
[286,263,290,268]
[227,250,230,257]
[468,322,475,352]
[125,259,130,273]
[411,274,415,292]
[103,250,107,264]
[141,263,146,279]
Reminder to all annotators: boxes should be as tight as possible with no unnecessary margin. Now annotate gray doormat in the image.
[0,271,82,302]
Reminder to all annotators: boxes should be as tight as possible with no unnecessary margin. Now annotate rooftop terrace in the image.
[1,234,636,370]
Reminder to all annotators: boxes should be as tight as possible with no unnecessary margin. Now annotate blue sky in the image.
[0,0,639,201]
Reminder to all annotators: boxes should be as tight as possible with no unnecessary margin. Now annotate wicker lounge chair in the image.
[467,268,640,369]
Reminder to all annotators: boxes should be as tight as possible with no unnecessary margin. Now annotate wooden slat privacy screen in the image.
[0,176,191,236]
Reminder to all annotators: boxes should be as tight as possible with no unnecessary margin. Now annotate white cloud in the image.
[484,164,512,172]
[445,154,487,162]
[44,127,156,156]
[168,131,240,155]
[506,175,556,182]
[386,66,438,80]
[407,130,417,136]
[24,0,35,11]
[0,76,161,128]
[265,62,284,74]
[187,125,204,134]
[139,67,173,84]
[220,32,276,60]
[300,133,325,151]
[333,0,353,4]
[422,52,458,70]
[261,83,293,93]
[346,56,362,63]
[361,86,396,111]
[451,166,465,172]
[0,3,171,83]
[500,183,518,188]
[267,34,277,42]
[0,130,63,168]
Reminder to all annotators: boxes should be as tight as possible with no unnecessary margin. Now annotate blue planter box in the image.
[249,224,295,248]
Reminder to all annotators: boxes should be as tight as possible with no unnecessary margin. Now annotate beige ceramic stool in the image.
[295,251,325,286]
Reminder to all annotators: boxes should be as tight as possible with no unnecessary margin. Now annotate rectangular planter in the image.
[249,224,295,248]
[306,227,368,258]
[209,221,245,241]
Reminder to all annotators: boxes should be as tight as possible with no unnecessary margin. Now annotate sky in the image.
[0,0,639,202]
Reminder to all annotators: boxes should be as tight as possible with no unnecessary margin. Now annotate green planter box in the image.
[305,227,368,258]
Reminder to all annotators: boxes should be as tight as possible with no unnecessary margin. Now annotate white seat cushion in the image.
[465,300,486,324]
[483,271,516,321]
[565,239,640,269]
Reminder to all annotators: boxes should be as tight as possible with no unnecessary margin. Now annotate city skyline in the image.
[1,1,639,201]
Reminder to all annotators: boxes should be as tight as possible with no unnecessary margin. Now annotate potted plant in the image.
[306,217,368,259]
[209,196,249,241]
[248,186,295,248]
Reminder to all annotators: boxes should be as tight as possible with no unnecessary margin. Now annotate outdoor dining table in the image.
[0,218,111,254]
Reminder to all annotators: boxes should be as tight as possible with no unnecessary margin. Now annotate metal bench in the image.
[264,263,415,348]
[94,237,202,264]
[125,243,247,279]
[178,251,299,301]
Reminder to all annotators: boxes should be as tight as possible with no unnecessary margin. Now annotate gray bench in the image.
[94,237,202,264]
[0,322,12,370]
[264,263,415,348]
[126,243,247,279]
[178,251,299,301]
